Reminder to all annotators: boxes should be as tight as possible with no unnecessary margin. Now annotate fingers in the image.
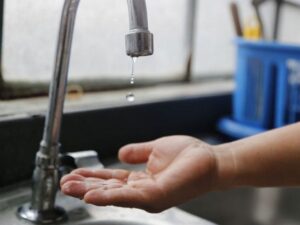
[61,177,124,199]
[61,180,88,198]
[60,168,130,199]
[72,168,130,180]
[60,169,164,212]
[60,173,84,187]
[119,142,154,164]
[83,186,148,210]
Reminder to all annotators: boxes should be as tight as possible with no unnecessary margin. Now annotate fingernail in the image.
[62,185,70,194]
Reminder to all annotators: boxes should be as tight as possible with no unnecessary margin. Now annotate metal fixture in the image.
[126,0,153,57]
[17,0,153,223]
[59,150,104,176]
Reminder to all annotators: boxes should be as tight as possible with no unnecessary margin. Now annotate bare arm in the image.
[215,122,300,188]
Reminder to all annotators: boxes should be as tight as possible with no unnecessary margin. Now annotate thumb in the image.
[118,141,154,164]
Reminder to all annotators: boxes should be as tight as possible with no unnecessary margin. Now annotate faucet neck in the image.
[17,0,80,223]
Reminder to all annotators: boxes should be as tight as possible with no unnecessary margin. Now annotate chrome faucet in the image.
[17,0,153,223]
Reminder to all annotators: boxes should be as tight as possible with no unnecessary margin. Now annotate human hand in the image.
[60,136,219,212]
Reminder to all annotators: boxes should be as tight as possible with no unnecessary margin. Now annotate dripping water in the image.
[126,57,137,102]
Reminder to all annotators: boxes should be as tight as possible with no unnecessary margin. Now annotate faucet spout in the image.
[126,0,154,57]
[17,0,153,224]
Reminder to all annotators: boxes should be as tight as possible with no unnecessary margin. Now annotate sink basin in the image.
[61,201,216,225]
[0,186,216,225]
[179,187,300,225]
[74,221,167,225]
[79,221,169,225]
[84,221,157,225]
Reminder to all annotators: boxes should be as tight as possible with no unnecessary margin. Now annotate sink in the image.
[3,135,299,225]
[78,221,170,225]
[179,187,300,225]
[3,181,300,225]
[81,222,161,225]
[60,198,216,225]
[0,185,216,225]
[71,220,170,225]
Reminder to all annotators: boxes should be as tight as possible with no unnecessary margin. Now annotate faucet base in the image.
[17,204,67,224]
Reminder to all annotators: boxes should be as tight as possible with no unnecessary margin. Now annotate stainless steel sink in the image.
[61,196,216,225]
[80,222,163,225]
[179,187,300,225]
[5,151,300,225]
[3,181,300,225]
[0,185,216,225]
[105,158,300,225]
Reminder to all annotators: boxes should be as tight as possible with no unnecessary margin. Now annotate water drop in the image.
[126,57,138,102]
[126,92,135,102]
[133,56,137,63]
[130,77,135,85]
[131,57,137,76]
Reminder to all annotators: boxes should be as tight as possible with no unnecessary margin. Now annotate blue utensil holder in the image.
[287,60,300,124]
[218,39,300,139]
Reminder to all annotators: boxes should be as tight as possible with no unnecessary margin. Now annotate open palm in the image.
[60,136,217,212]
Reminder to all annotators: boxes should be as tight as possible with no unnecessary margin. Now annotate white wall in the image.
[2,0,300,82]
[2,0,187,82]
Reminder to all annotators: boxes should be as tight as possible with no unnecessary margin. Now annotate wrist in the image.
[212,143,237,190]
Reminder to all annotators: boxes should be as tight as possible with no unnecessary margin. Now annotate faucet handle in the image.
[59,150,104,176]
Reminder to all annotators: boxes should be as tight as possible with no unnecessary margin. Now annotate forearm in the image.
[214,122,300,189]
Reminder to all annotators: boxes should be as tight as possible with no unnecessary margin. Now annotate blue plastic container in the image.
[218,39,300,139]
[287,60,300,124]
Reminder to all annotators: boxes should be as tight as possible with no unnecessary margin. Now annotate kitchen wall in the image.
[2,0,300,82]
